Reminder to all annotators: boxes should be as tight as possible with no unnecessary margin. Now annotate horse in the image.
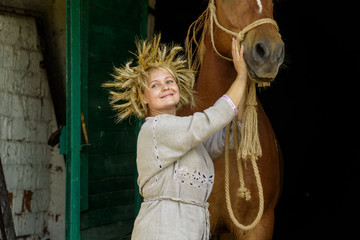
[180,0,284,239]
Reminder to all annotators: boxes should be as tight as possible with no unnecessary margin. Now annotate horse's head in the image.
[214,0,284,82]
[186,0,284,83]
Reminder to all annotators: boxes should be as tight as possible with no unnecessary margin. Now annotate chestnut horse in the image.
[181,0,284,239]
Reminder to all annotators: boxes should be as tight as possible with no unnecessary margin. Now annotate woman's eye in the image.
[151,84,158,88]
[166,80,174,84]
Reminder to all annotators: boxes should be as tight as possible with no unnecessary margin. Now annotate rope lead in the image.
[224,82,265,231]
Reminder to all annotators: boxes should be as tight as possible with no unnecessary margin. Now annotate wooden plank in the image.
[89,175,135,195]
[65,0,82,238]
[88,189,134,210]
[90,0,137,12]
[87,4,142,60]
[86,108,137,132]
[80,0,90,213]
[87,131,136,154]
[87,30,137,58]
[81,220,133,240]
[88,153,136,180]
[80,205,134,230]
[80,150,89,211]
[89,1,142,27]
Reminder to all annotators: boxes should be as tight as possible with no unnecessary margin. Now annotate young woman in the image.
[103,34,248,240]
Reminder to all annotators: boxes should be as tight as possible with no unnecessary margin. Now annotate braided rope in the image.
[224,107,264,230]
[233,117,251,201]
[208,0,278,61]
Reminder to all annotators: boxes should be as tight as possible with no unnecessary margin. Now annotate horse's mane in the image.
[185,5,210,73]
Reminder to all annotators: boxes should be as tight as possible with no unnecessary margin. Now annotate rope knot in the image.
[208,1,216,12]
[237,31,245,43]
[237,187,251,201]
[246,102,257,107]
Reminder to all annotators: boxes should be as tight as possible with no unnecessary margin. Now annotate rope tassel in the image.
[239,82,263,160]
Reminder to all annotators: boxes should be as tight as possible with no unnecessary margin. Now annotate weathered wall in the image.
[0,6,65,240]
[0,0,66,93]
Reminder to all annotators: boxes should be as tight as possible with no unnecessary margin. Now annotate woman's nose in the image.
[162,85,169,91]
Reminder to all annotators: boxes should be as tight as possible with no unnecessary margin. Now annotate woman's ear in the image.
[142,92,148,105]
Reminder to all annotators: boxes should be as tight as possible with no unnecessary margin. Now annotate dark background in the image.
[155,0,359,239]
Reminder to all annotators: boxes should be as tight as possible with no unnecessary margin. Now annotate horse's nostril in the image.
[256,43,266,60]
[253,42,267,65]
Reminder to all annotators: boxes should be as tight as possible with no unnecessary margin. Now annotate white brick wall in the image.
[0,12,65,240]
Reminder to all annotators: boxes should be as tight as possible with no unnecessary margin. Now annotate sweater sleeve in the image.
[151,95,236,170]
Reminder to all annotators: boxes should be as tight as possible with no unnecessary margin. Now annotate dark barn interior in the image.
[154,0,359,239]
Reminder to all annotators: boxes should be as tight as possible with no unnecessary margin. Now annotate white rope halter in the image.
[208,0,279,61]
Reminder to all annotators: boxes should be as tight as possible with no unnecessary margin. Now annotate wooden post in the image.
[0,158,16,240]
[65,0,82,239]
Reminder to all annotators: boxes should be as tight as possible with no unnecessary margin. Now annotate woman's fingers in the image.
[232,38,239,62]
[239,44,244,62]
[231,38,248,83]
[239,45,246,72]
[232,38,246,74]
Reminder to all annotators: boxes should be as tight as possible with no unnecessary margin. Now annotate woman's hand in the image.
[231,38,248,81]
[227,38,248,121]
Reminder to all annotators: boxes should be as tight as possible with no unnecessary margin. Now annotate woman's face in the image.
[143,68,180,117]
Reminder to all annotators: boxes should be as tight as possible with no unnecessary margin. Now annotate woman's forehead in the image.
[147,67,175,82]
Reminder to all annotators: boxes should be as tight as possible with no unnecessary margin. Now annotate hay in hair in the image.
[102,34,196,122]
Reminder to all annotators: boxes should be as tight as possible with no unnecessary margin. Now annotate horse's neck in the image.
[194,37,237,111]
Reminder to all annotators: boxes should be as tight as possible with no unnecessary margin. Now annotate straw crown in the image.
[103,34,196,121]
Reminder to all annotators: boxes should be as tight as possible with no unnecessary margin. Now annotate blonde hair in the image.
[103,34,196,121]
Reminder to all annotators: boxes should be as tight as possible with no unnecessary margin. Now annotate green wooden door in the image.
[66,0,147,239]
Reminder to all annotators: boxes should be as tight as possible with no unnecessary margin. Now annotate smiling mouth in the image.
[161,93,174,98]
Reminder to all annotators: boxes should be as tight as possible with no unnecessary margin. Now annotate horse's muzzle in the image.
[245,36,285,82]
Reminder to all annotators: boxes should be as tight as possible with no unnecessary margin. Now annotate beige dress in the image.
[131,96,237,240]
